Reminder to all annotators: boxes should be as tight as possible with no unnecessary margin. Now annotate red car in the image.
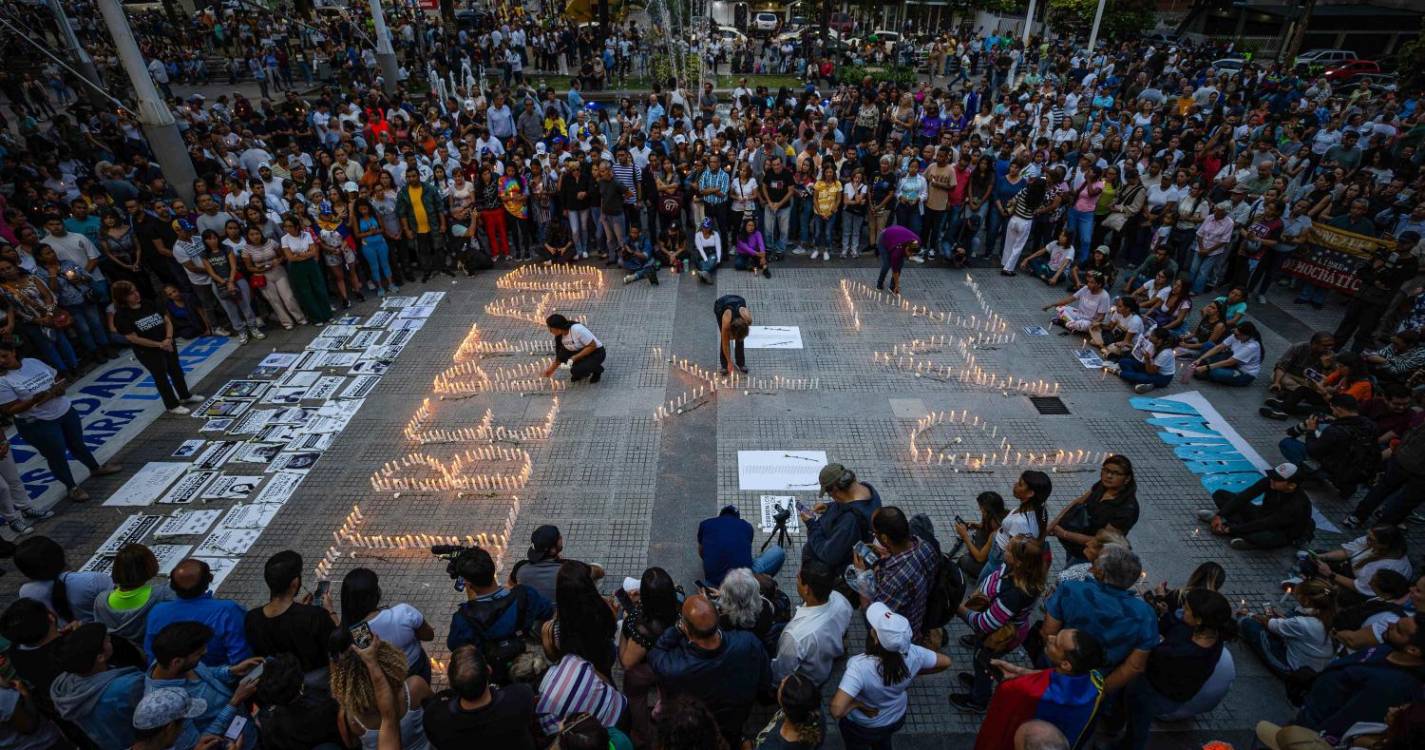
[1323,60,1381,81]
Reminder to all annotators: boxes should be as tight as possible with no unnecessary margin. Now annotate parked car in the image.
[1210,57,1247,76]
[1295,48,1358,73]
[1323,59,1381,82]
[828,12,855,34]
[1144,31,1180,46]
[751,12,780,34]
[714,26,748,45]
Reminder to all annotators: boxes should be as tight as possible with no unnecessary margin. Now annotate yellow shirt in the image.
[814,180,841,217]
[408,185,430,234]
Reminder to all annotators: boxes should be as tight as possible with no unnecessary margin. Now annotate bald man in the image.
[647,594,771,748]
[142,559,252,667]
[1016,720,1069,750]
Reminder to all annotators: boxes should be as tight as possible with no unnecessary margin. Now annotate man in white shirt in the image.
[771,561,852,686]
[39,214,106,293]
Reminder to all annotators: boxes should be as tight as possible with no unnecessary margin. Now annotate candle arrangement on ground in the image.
[908,410,1108,472]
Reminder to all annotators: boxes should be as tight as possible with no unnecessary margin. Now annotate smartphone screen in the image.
[240,660,265,685]
[349,621,373,649]
[313,579,330,601]
[794,498,810,514]
[224,716,247,741]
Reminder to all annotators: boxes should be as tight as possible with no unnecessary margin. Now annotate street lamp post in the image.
[369,0,402,93]
[1086,0,1107,52]
[46,0,108,110]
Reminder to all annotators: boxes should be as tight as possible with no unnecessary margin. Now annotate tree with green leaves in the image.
[1049,0,1155,41]
[1393,19,1425,93]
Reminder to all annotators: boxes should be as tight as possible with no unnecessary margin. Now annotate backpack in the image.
[921,552,967,632]
[1326,419,1382,491]
[457,587,532,685]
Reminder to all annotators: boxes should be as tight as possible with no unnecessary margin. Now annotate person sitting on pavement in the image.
[1046,455,1140,568]
[1267,331,1336,395]
[511,524,605,605]
[618,224,659,286]
[1300,526,1412,607]
[144,621,261,749]
[734,217,771,278]
[1332,572,1420,652]
[252,652,345,750]
[143,559,252,669]
[244,550,336,688]
[1260,351,1373,420]
[129,688,211,750]
[1237,577,1337,681]
[1123,589,1239,750]
[972,628,1106,750]
[13,535,112,626]
[697,505,785,587]
[1190,321,1264,386]
[1345,421,1425,529]
[48,623,146,749]
[952,491,1008,581]
[1293,613,1425,742]
[445,546,553,686]
[800,463,882,573]
[951,536,1048,713]
[93,543,175,661]
[710,568,785,654]
[647,593,772,749]
[1038,544,1158,697]
[771,559,853,687]
[1196,462,1314,550]
[758,673,826,749]
[1042,270,1111,333]
[420,645,537,750]
[1275,394,1380,497]
[1108,325,1178,394]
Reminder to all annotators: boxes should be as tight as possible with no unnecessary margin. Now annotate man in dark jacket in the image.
[1295,613,1425,740]
[647,594,771,748]
[1347,421,1425,528]
[1197,462,1313,550]
[1277,394,1378,495]
[396,166,448,282]
[799,463,881,571]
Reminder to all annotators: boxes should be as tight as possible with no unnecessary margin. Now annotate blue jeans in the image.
[795,196,813,244]
[942,205,963,257]
[812,215,836,249]
[567,209,591,255]
[1238,616,1293,678]
[842,212,866,253]
[1192,350,1255,387]
[1352,456,1425,524]
[63,303,107,355]
[1116,357,1172,388]
[362,238,393,284]
[14,407,101,489]
[764,204,791,254]
[752,544,785,576]
[1278,438,1311,469]
[621,257,657,281]
[19,323,78,372]
[601,212,627,256]
[1188,252,1226,294]
[838,716,903,750]
[894,204,922,237]
[1125,677,1189,750]
[1067,207,1095,264]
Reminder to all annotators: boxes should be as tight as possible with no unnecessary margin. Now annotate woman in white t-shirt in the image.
[830,603,950,747]
[278,215,333,325]
[542,313,606,384]
[1238,578,1335,679]
[340,567,435,681]
[1191,321,1262,387]
[0,347,121,501]
[1092,296,1145,355]
[1308,526,1413,602]
[1114,327,1178,394]
[976,470,1053,589]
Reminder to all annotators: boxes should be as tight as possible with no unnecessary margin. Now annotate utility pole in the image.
[1086,0,1107,53]
[46,0,108,110]
[96,0,198,204]
[369,0,401,93]
[1007,0,1038,88]
[1282,0,1318,66]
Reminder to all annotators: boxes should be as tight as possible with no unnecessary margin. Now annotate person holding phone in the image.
[245,550,338,687]
[330,628,434,750]
[146,621,263,750]
[0,344,121,502]
[970,629,1106,749]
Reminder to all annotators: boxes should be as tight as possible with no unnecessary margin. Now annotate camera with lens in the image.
[772,504,791,526]
[1285,414,1331,439]
[432,544,474,584]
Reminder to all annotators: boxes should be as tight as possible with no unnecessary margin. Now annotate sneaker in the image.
[390,284,401,292]
[1133,383,1155,394]
[949,693,986,714]
[908,254,926,263]
[762,267,771,279]
[282,323,294,330]
[20,507,53,521]
[1264,398,1284,410]
[1407,512,1425,525]
[623,273,636,285]
[249,327,266,341]
[213,326,233,337]
[1259,407,1289,420]
[7,518,32,535]
[168,406,192,415]
[183,394,205,404]
[237,330,250,345]
[1229,538,1253,551]
[1341,514,1364,529]
[376,288,386,298]
[1195,509,1217,522]
[791,246,808,255]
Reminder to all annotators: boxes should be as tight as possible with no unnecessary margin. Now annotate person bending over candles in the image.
[543,313,606,384]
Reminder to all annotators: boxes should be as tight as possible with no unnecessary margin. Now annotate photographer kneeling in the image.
[799,463,883,573]
[445,547,554,686]
[697,505,786,587]
[1275,394,1380,497]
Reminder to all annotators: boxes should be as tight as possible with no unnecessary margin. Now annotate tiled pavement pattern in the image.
[2,260,1411,749]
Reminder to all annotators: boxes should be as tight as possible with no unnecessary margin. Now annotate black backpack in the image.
[921,553,967,632]
[457,587,532,685]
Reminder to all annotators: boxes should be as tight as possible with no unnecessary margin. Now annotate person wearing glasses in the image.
[1046,456,1141,568]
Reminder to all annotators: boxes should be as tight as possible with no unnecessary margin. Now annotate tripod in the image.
[762,505,795,553]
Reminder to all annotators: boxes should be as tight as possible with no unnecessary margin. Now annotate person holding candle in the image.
[542,313,605,384]
[716,294,753,377]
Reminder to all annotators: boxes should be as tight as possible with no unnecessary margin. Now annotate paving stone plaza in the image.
[3,259,1402,747]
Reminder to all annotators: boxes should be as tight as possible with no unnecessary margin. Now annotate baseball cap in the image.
[527,524,561,562]
[1267,462,1299,482]
[257,161,272,171]
[1092,245,1109,255]
[817,463,848,497]
[343,181,359,193]
[318,200,334,216]
[133,687,207,731]
[173,218,196,233]
[673,134,687,145]
[866,602,913,654]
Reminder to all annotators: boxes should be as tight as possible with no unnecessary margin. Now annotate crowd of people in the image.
[0,0,1423,748]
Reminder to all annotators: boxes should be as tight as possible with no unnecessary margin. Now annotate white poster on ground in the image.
[194,528,263,557]
[155,509,222,538]
[217,503,281,530]
[103,463,190,507]
[201,475,261,500]
[196,556,240,592]
[743,326,804,349]
[759,495,803,533]
[737,451,828,491]
[95,514,164,553]
[158,470,219,504]
[253,470,305,505]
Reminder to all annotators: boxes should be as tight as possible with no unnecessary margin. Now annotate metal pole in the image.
[1086,0,1107,53]
[96,0,197,204]
[46,0,107,109]
[1008,0,1038,87]
[1021,0,1038,46]
[369,0,402,93]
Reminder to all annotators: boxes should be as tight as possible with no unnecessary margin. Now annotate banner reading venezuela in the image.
[1281,221,1396,295]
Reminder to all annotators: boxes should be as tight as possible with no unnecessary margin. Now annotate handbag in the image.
[1058,500,1094,536]
[50,309,73,328]
[250,273,267,290]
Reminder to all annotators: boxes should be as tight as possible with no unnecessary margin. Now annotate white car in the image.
[1210,58,1246,76]
[752,12,780,33]
[714,26,748,44]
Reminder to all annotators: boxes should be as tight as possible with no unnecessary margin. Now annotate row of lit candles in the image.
[873,351,1061,396]
[495,263,604,292]
[433,361,566,395]
[962,273,1006,324]
[906,410,1107,471]
[370,447,533,492]
[839,280,1011,334]
[454,323,547,363]
[404,397,561,445]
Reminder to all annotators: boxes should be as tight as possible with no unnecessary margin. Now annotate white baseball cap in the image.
[1268,462,1299,482]
[866,602,913,654]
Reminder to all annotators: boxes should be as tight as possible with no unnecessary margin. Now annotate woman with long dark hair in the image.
[951,536,1049,712]
[757,672,825,749]
[1048,455,1140,568]
[620,567,680,747]
[1000,177,1046,274]
[1124,589,1239,749]
[831,603,950,749]
[340,567,435,682]
[546,560,617,679]
[542,313,606,384]
[977,470,1053,588]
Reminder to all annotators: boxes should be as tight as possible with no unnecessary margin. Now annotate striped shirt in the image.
[698,168,730,205]
[872,537,941,638]
[535,654,627,735]
[610,162,640,204]
[965,564,1039,646]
